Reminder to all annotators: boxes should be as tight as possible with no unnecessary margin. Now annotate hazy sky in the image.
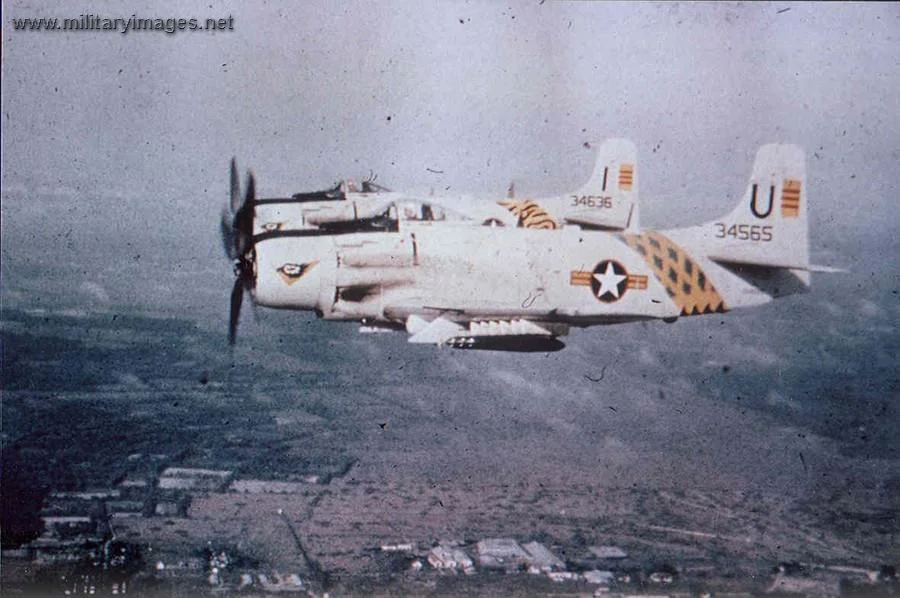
[3,2,898,215]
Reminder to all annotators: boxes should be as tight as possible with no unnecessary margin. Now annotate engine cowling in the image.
[252,236,336,314]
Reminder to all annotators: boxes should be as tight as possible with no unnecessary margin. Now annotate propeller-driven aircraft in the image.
[245,138,641,237]
[222,141,818,351]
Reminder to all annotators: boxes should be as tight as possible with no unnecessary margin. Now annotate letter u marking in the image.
[750,184,774,219]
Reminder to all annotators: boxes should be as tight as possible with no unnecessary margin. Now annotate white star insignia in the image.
[594,262,627,299]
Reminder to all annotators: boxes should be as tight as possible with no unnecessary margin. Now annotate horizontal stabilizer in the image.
[711,260,845,275]
[808,264,846,273]
[564,206,637,231]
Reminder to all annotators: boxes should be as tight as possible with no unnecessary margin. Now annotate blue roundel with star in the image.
[591,260,629,302]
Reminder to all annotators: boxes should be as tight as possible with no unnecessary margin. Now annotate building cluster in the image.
[381,537,897,598]
[153,546,309,595]
[19,488,141,596]
[30,489,131,564]
[29,459,339,542]
[426,544,475,574]
[3,450,354,595]
[473,538,570,574]
[7,458,239,595]
[384,536,638,592]
[32,464,237,546]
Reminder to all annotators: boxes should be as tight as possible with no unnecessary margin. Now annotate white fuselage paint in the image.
[252,222,679,327]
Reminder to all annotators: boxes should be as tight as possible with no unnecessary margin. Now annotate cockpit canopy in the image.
[290,179,391,202]
[344,180,392,194]
[396,200,466,223]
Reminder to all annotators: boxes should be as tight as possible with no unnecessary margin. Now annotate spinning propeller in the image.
[221,158,256,345]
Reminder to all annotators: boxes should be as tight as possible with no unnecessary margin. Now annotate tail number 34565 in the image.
[714,223,773,242]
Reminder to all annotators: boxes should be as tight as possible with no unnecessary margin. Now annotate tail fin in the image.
[559,138,640,232]
[673,144,809,271]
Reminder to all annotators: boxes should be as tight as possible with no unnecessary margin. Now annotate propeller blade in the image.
[230,158,241,214]
[220,206,237,260]
[228,276,244,345]
[234,172,256,256]
[245,171,255,206]
[225,164,257,346]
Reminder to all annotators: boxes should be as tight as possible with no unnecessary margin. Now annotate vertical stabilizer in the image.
[669,144,808,270]
[549,138,640,232]
[576,138,639,232]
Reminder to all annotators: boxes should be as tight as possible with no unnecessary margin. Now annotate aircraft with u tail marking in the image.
[221,142,830,351]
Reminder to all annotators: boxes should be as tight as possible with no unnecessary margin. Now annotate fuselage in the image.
[251,221,682,328]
